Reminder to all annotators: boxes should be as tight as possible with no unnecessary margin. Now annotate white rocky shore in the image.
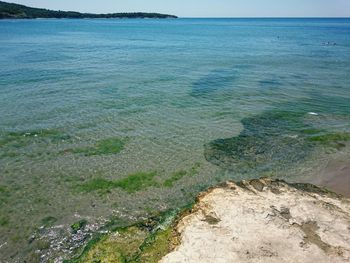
[160,178,350,263]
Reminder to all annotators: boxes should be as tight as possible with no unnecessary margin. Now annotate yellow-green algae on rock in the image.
[68,226,148,262]
[65,209,185,263]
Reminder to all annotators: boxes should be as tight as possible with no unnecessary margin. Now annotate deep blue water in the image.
[0,18,350,262]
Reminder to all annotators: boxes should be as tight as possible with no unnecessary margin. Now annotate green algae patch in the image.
[71,219,88,233]
[0,151,19,158]
[77,178,116,194]
[115,172,158,193]
[134,226,178,262]
[77,172,158,194]
[163,163,201,188]
[41,216,57,227]
[0,185,11,208]
[0,129,71,159]
[308,132,350,149]
[309,133,350,142]
[0,129,70,149]
[301,129,324,135]
[0,216,9,226]
[189,162,201,176]
[66,137,126,156]
[164,170,187,187]
[0,185,9,194]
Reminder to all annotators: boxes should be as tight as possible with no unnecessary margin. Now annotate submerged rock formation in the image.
[160,178,350,262]
[205,110,350,174]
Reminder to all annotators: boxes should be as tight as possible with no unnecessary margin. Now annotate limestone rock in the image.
[160,178,350,263]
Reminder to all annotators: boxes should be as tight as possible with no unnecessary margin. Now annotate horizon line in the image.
[178,16,350,18]
[1,16,350,19]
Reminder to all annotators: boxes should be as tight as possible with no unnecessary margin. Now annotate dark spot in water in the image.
[190,69,237,98]
[259,79,282,89]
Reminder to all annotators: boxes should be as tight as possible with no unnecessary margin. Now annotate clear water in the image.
[0,18,350,262]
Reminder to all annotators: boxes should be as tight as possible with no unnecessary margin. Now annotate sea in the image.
[0,18,350,262]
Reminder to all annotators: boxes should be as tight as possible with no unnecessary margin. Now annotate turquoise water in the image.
[0,18,350,262]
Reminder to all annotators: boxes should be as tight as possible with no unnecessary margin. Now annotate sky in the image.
[7,0,350,17]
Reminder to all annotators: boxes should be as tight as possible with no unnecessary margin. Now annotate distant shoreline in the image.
[0,1,177,19]
[0,17,178,20]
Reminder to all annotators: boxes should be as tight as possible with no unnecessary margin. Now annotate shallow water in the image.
[0,18,350,262]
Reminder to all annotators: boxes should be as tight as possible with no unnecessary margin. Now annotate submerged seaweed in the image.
[0,129,71,159]
[0,130,70,148]
[0,185,11,209]
[41,216,58,227]
[205,110,350,172]
[77,172,158,194]
[163,163,201,188]
[0,129,71,158]
[308,133,350,149]
[64,137,126,156]
[78,163,202,195]
[163,171,187,187]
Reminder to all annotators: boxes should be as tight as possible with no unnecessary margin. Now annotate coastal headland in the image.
[0,1,177,19]
[66,178,350,263]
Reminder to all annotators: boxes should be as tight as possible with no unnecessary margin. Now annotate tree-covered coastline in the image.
[0,1,177,19]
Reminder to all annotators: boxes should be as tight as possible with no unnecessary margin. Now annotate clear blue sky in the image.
[7,0,350,17]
